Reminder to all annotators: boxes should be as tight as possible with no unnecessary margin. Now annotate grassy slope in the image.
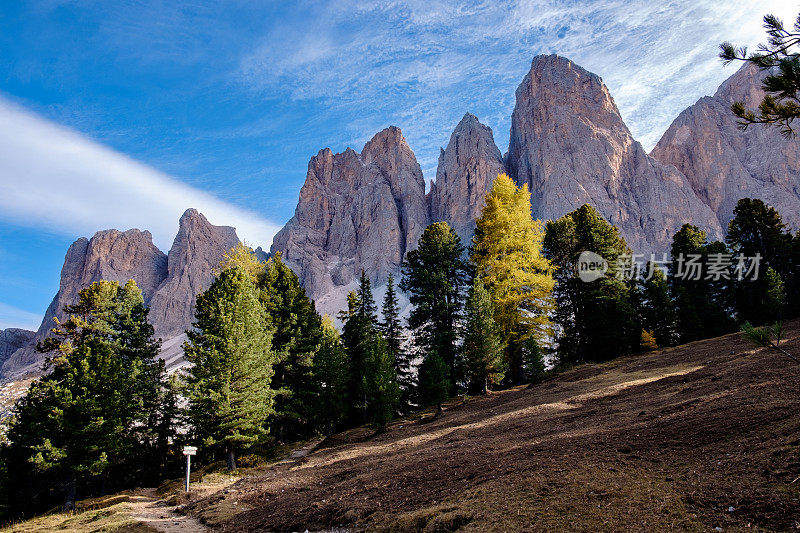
[207,322,800,532]
[6,323,800,532]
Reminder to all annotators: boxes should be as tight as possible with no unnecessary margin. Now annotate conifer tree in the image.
[726,199,792,324]
[471,174,554,383]
[4,280,167,515]
[400,222,467,393]
[720,11,800,137]
[363,334,399,430]
[417,351,449,415]
[381,273,411,408]
[313,316,349,435]
[184,267,276,470]
[669,224,735,342]
[462,276,506,394]
[340,271,397,425]
[543,204,637,366]
[638,263,678,347]
[262,253,322,442]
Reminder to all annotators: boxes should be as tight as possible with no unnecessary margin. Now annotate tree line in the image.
[3,175,800,520]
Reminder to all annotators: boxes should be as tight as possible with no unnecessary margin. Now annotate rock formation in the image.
[506,54,723,253]
[148,209,239,338]
[428,113,506,244]
[651,62,800,230]
[1,229,168,377]
[0,328,35,369]
[1,209,239,378]
[271,126,429,314]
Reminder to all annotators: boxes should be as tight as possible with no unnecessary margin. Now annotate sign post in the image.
[183,446,197,492]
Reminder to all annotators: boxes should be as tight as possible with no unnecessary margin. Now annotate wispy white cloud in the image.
[0,302,41,331]
[238,0,796,158]
[0,97,282,251]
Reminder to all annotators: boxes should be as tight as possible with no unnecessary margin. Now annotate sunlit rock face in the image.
[2,209,239,378]
[651,62,800,231]
[506,54,722,253]
[429,113,506,245]
[272,126,429,315]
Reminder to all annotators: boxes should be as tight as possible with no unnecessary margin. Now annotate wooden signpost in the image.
[183,445,197,492]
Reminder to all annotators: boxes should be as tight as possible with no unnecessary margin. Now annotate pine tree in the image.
[417,351,449,415]
[4,280,167,515]
[471,174,554,383]
[720,11,800,137]
[313,316,349,435]
[363,334,399,430]
[638,262,678,347]
[669,224,735,342]
[262,253,322,442]
[400,222,467,393]
[462,276,506,394]
[726,199,792,324]
[340,271,397,425]
[381,273,410,406]
[543,204,637,366]
[184,267,276,470]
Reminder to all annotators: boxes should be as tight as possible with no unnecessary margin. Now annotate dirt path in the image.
[129,489,209,533]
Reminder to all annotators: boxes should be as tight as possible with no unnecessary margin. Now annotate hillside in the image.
[200,322,800,532]
[6,322,799,532]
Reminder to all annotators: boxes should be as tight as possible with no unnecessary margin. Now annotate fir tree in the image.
[340,271,397,425]
[471,174,554,383]
[638,262,678,347]
[184,267,276,470]
[400,222,467,393]
[726,199,792,324]
[417,351,449,415]
[543,204,637,366]
[669,224,735,342]
[4,280,167,515]
[313,316,349,435]
[381,273,410,406]
[262,253,323,442]
[462,276,506,394]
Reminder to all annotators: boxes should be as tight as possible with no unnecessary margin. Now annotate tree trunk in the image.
[226,448,237,471]
[435,402,443,418]
[63,477,77,512]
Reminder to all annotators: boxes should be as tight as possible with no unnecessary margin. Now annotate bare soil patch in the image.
[201,321,800,531]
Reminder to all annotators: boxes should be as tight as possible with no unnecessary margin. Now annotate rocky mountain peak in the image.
[2,209,240,378]
[272,126,429,316]
[651,62,800,231]
[148,209,239,338]
[507,54,722,253]
[429,113,506,243]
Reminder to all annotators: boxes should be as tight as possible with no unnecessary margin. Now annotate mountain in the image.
[1,209,239,378]
[271,126,429,315]
[148,208,239,339]
[428,113,506,244]
[651,62,800,231]
[0,328,35,369]
[506,54,723,253]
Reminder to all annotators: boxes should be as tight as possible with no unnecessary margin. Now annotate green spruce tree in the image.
[4,280,167,515]
[183,267,276,470]
[381,273,410,409]
[543,204,638,366]
[669,224,735,342]
[400,222,467,393]
[262,253,323,442]
[462,276,506,394]
[638,262,678,347]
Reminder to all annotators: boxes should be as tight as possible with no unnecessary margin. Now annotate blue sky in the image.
[0,0,795,330]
